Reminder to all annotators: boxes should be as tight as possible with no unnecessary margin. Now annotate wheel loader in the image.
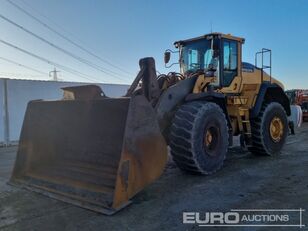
[10,33,291,215]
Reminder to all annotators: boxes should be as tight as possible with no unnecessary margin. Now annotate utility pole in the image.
[49,67,60,81]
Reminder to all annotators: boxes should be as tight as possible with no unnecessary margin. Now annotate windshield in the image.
[180,39,219,75]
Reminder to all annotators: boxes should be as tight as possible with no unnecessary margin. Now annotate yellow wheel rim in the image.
[203,126,219,157]
[269,116,284,142]
[205,130,213,146]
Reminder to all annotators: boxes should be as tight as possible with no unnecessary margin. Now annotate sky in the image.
[0,0,307,89]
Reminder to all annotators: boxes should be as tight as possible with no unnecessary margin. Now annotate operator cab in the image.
[165,33,244,88]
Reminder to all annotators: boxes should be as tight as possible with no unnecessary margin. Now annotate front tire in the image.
[169,101,229,174]
[249,102,288,155]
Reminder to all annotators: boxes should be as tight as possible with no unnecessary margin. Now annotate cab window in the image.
[188,49,199,68]
[223,40,238,86]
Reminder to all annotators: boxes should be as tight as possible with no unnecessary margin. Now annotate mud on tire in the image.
[169,101,229,174]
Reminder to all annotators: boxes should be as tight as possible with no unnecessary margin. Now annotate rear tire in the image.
[169,101,229,174]
[248,102,288,155]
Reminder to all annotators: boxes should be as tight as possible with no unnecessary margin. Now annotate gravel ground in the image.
[0,124,307,231]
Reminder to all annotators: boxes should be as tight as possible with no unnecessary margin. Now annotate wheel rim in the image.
[204,126,219,156]
[269,116,284,142]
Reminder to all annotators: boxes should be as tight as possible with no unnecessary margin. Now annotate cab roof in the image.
[174,32,245,47]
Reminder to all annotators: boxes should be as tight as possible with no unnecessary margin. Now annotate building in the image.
[0,78,129,146]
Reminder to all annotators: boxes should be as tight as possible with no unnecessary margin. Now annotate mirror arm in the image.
[165,49,179,54]
[165,62,179,68]
[164,49,180,68]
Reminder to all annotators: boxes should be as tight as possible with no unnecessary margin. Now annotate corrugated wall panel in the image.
[0,79,4,144]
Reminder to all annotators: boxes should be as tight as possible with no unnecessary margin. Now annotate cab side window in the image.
[223,40,238,86]
[187,49,200,71]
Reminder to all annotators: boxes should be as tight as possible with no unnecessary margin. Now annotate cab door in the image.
[221,39,239,87]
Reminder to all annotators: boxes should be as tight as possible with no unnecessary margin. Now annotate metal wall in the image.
[1,78,129,145]
[0,79,5,144]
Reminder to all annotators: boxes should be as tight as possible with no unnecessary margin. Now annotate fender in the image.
[250,83,291,118]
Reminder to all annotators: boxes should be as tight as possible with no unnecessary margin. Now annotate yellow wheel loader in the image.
[10,33,291,214]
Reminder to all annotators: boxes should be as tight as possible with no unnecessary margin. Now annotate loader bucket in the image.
[10,94,167,215]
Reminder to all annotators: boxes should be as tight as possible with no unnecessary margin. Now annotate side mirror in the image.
[164,51,171,64]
